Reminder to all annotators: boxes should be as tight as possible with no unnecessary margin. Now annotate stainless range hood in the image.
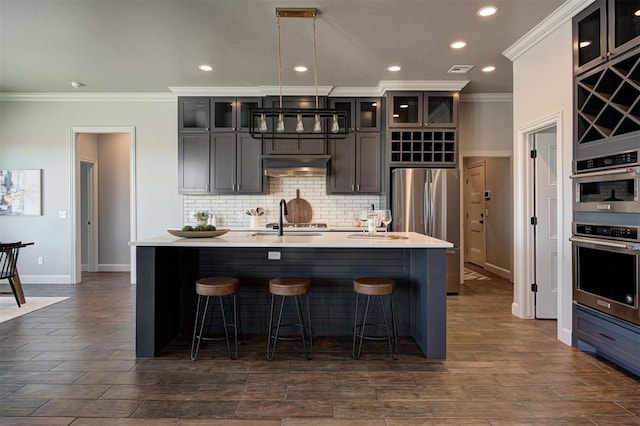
[262,155,330,177]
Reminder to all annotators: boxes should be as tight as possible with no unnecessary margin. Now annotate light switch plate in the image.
[58,211,67,219]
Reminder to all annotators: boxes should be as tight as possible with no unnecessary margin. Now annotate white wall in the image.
[0,97,181,283]
[97,133,130,268]
[459,95,513,155]
[512,20,574,345]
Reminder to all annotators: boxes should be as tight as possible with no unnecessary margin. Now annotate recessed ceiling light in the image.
[294,66,308,72]
[392,114,400,118]
[70,81,86,89]
[579,40,592,48]
[400,104,409,109]
[635,9,640,16]
[198,64,214,72]
[450,41,467,49]
[482,66,496,72]
[477,6,499,17]
[387,65,402,72]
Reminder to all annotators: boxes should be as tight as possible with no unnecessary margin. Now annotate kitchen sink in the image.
[250,232,324,237]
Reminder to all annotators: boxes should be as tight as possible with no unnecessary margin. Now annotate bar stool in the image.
[352,277,398,360]
[267,277,312,360]
[190,276,240,360]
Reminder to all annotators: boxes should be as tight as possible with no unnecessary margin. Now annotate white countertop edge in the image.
[130,231,453,249]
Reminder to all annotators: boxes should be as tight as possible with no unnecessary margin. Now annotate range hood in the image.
[262,155,330,177]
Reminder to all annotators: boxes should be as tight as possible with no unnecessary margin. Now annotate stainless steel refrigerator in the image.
[391,168,461,293]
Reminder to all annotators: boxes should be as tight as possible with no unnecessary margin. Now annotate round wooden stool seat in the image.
[269,277,311,296]
[353,278,396,296]
[196,277,239,297]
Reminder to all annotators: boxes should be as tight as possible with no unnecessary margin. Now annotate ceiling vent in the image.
[447,65,474,74]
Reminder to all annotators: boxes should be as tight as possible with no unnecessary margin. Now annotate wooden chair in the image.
[0,242,24,307]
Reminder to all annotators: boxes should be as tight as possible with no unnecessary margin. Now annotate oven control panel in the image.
[575,150,639,173]
[574,223,639,242]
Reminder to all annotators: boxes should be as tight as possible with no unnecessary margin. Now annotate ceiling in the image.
[0,0,566,94]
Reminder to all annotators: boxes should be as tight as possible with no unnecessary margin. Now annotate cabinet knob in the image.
[351,184,355,191]
[356,184,360,192]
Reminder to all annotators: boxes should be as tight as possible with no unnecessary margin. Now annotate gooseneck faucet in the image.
[278,199,288,236]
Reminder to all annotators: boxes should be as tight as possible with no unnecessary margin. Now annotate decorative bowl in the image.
[167,229,230,238]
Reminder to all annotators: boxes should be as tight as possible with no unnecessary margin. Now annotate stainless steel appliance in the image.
[391,168,461,293]
[572,167,640,213]
[571,223,640,325]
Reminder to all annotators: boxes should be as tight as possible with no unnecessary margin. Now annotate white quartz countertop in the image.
[131,230,453,249]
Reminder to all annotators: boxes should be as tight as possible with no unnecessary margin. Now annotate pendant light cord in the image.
[313,17,319,109]
[277,16,283,107]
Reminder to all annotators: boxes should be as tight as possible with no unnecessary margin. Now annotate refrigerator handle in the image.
[424,179,431,235]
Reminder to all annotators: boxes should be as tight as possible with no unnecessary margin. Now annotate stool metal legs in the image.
[352,293,398,360]
[190,293,239,361]
[267,293,312,360]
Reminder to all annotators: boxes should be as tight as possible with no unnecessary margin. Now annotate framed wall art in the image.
[0,169,42,216]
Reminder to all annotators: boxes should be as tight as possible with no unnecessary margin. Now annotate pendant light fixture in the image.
[250,8,347,139]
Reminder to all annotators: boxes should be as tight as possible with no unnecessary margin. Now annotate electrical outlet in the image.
[268,251,281,260]
[37,256,43,265]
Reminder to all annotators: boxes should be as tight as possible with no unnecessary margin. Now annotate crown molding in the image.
[460,93,513,103]
[0,93,175,102]
[169,86,335,97]
[503,0,594,61]
[328,87,383,97]
[377,80,469,94]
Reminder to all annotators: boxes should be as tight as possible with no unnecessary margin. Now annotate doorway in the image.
[530,126,558,319]
[71,127,137,284]
[464,161,486,267]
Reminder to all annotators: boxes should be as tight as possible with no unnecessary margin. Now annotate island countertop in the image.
[131,231,453,248]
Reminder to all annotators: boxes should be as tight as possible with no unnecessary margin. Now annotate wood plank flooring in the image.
[0,267,638,425]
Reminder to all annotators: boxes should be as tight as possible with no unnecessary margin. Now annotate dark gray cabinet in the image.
[328,133,382,194]
[211,133,263,194]
[329,97,381,132]
[574,0,640,75]
[178,98,210,131]
[211,97,261,132]
[263,96,327,154]
[178,132,263,194]
[387,91,458,128]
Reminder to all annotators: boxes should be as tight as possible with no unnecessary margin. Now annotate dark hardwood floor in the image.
[0,267,638,425]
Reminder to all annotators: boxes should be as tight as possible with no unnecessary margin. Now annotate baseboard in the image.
[19,275,73,284]
[485,262,512,281]
[81,264,89,272]
[98,264,130,272]
[558,326,572,346]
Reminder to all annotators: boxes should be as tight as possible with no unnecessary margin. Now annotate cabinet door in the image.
[356,98,381,132]
[329,98,355,132]
[424,92,457,128]
[211,97,236,132]
[179,98,210,131]
[574,0,607,74]
[327,135,355,193]
[178,133,210,193]
[237,98,262,133]
[608,0,640,58]
[236,133,264,194]
[210,133,237,194]
[355,133,382,193]
[388,92,423,127]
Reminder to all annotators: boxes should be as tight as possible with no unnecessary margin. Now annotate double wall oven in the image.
[571,150,640,326]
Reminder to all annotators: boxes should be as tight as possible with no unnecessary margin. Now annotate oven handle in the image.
[570,236,640,251]
[570,167,640,179]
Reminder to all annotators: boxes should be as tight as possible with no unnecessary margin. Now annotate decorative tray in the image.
[167,229,230,238]
[347,234,408,240]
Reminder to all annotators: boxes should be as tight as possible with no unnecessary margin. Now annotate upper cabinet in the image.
[263,96,327,155]
[211,97,262,132]
[328,98,382,132]
[387,91,458,128]
[179,97,210,131]
[574,0,640,75]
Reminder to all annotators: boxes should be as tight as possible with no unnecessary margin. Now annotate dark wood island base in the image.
[134,233,449,358]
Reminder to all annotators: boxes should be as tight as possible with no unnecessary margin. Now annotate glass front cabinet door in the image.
[211,97,261,132]
[425,93,458,128]
[389,92,422,127]
[608,0,640,58]
[179,97,210,131]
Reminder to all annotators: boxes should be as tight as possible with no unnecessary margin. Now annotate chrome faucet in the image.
[278,199,288,236]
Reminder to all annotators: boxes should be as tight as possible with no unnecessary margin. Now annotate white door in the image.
[80,161,98,272]
[533,129,558,319]
[465,161,485,267]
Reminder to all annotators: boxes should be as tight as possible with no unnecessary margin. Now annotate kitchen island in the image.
[131,231,452,358]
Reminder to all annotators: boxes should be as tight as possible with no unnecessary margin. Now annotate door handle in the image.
[479,220,484,224]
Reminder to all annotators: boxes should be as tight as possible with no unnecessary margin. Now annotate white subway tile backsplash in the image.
[183,177,385,228]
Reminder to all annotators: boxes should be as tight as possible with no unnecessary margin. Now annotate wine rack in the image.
[388,129,457,166]
[576,48,640,145]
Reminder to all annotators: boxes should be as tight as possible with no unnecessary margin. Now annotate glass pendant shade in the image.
[331,114,340,133]
[276,113,285,133]
[295,114,304,133]
[313,114,322,133]
[259,114,268,132]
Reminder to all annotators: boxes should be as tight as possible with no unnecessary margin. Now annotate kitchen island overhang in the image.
[131,231,452,358]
